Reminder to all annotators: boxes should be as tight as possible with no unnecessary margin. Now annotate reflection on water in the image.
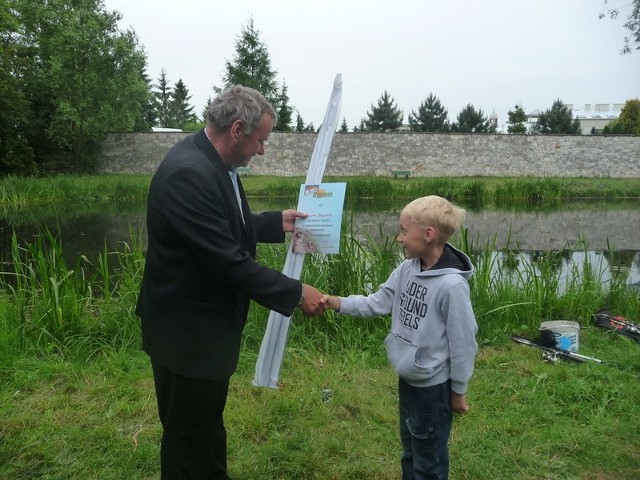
[1,200,639,286]
[352,209,640,287]
[489,250,640,293]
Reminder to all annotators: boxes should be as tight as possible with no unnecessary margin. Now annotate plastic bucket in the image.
[539,321,580,352]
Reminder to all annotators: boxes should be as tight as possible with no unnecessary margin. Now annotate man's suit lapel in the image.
[236,176,250,225]
[194,129,248,230]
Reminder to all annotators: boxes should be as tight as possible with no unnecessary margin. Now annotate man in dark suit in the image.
[136,85,324,479]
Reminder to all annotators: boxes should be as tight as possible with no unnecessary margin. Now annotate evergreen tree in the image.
[170,79,197,128]
[216,16,279,104]
[456,104,491,133]
[358,119,367,132]
[365,91,403,132]
[535,99,580,134]
[339,118,349,133]
[154,69,172,127]
[295,112,306,132]
[135,67,156,131]
[202,97,213,123]
[408,93,449,132]
[273,82,293,131]
[507,104,528,134]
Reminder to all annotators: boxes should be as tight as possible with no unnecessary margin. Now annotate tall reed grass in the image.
[492,177,564,204]
[2,175,639,210]
[1,221,638,359]
[0,174,150,206]
[0,227,145,357]
[248,220,639,355]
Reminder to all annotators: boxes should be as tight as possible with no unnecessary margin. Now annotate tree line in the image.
[1,1,639,175]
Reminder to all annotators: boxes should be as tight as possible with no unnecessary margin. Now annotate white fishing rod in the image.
[253,74,342,388]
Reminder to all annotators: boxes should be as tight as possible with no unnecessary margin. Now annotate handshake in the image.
[299,284,341,317]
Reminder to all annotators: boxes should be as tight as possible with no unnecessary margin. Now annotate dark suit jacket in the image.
[136,129,302,380]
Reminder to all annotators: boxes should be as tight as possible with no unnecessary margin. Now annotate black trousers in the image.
[151,360,231,480]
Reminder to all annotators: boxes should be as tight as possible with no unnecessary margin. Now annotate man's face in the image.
[233,113,273,168]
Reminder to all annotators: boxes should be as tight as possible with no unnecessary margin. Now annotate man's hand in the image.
[282,209,308,233]
[299,284,325,316]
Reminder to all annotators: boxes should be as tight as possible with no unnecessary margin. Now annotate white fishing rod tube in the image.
[253,74,342,388]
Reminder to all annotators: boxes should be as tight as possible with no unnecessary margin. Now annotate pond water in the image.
[1,199,639,286]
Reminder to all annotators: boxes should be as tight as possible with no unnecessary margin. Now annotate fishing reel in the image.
[542,350,560,364]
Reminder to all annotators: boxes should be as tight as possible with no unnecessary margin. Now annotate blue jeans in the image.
[399,378,452,480]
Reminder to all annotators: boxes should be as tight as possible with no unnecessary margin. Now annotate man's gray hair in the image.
[207,85,276,134]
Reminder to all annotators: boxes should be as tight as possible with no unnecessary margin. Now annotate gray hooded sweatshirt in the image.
[339,243,478,394]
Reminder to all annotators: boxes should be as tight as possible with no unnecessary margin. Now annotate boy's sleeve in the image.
[443,281,478,394]
[338,266,401,317]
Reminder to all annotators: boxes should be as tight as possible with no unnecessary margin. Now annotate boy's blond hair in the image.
[400,195,466,241]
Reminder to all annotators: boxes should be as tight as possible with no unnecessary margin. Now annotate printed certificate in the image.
[292,182,347,254]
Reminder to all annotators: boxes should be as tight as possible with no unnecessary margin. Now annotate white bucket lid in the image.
[540,320,580,330]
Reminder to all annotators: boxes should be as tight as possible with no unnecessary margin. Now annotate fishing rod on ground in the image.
[510,335,605,364]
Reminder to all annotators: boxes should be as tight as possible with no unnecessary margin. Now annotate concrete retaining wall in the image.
[97,132,640,177]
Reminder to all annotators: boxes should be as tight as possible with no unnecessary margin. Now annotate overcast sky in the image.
[103,0,639,130]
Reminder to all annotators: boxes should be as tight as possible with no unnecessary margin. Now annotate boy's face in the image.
[397,213,431,259]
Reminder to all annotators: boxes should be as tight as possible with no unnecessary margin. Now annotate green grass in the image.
[1,334,638,479]
[1,174,640,209]
[1,222,639,479]
[1,175,640,479]
[0,174,150,206]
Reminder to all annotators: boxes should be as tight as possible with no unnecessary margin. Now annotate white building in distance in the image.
[522,103,623,135]
[567,103,623,134]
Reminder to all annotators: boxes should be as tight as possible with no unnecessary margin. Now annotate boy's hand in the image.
[320,295,341,311]
[451,392,469,413]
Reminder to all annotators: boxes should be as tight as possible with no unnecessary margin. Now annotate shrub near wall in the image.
[98,132,640,178]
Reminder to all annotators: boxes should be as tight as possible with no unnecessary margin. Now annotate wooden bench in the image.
[237,167,252,176]
[390,170,411,179]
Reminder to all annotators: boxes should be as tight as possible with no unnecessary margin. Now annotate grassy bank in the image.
[1,174,640,208]
[1,221,639,479]
[3,341,638,480]
[1,175,639,478]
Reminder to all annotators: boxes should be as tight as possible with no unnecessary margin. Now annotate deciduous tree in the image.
[600,0,640,54]
[10,0,148,170]
[603,98,640,134]
[0,0,34,173]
